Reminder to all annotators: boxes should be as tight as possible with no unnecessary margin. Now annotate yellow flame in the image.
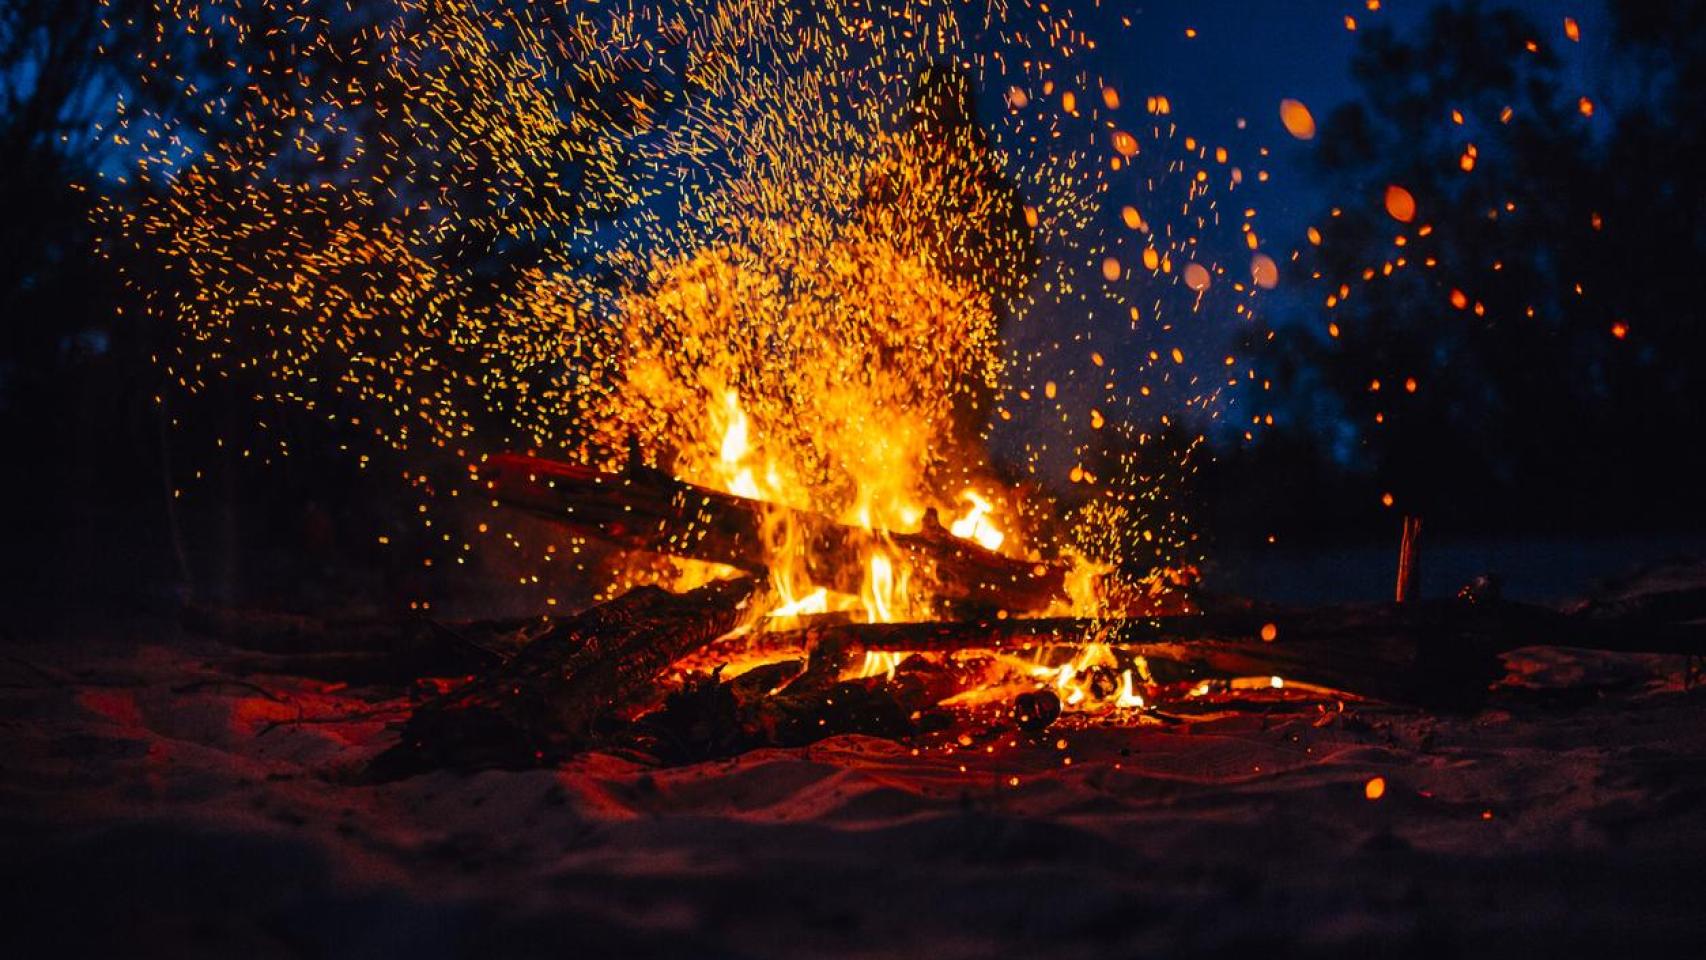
[718,391,765,500]
[860,550,910,624]
[847,651,911,682]
[1115,669,1146,709]
[706,379,941,626]
[1030,642,1123,709]
[1049,548,1116,618]
[948,490,1005,551]
[768,587,828,619]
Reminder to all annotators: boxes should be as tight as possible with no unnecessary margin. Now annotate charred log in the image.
[634,648,958,761]
[367,576,757,777]
[182,605,544,683]
[706,599,1706,709]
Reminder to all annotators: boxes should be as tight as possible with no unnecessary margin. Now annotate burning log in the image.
[478,452,1065,613]
[709,608,1489,708]
[368,576,757,777]
[708,598,1706,708]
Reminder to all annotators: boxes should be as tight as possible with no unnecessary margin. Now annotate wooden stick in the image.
[478,452,1067,612]
[1396,515,1423,603]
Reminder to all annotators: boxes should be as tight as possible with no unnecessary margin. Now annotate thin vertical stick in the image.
[1395,516,1423,603]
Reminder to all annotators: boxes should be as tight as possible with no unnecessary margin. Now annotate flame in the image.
[696,386,1177,714]
[717,391,763,500]
[1115,669,1147,710]
[1030,642,1139,711]
[948,490,1005,552]
[1056,550,1115,618]
[861,551,901,624]
[707,389,937,625]
[768,587,828,619]
[710,390,840,622]
[691,378,1184,714]
[847,651,911,682]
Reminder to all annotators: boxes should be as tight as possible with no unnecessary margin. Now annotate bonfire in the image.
[84,0,1706,770]
[8,0,1706,955]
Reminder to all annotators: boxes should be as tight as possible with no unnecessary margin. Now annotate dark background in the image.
[2,0,1702,622]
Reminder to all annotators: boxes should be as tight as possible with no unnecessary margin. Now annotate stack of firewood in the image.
[184,455,1706,777]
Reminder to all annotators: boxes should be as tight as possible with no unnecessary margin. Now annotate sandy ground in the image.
[4,620,1706,958]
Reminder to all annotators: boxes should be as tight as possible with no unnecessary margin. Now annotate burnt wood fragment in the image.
[367,576,757,777]
[637,654,956,761]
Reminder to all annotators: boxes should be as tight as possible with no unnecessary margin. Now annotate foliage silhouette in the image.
[1234,0,1706,542]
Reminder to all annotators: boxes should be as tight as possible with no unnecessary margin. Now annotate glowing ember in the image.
[1384,185,1417,223]
[1279,99,1317,140]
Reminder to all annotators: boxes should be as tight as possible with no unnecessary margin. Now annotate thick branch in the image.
[707,600,1706,708]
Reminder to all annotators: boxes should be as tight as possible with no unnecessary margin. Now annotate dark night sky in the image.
[975,0,1621,466]
[1079,0,1612,243]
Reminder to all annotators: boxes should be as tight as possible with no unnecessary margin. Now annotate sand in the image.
[3,615,1705,958]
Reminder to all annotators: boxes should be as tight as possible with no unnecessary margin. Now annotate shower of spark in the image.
[99,0,1279,711]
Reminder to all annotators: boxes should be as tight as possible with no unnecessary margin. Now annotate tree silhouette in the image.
[0,1,696,613]
[0,0,243,609]
[1251,0,1706,537]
